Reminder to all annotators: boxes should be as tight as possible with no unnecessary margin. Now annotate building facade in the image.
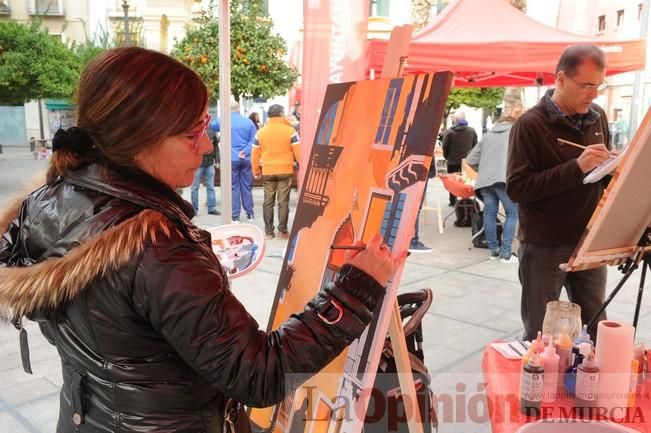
[0,0,91,148]
[0,0,202,150]
[528,0,650,145]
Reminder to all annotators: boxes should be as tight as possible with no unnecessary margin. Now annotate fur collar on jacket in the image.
[0,174,178,321]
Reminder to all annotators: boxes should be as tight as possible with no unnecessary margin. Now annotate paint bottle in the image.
[535,331,543,351]
[523,331,543,365]
[520,352,544,417]
[628,357,639,408]
[555,328,573,393]
[633,343,645,384]
[564,346,582,396]
[575,351,599,411]
[519,334,539,399]
[573,324,594,348]
[566,343,593,395]
[521,332,540,366]
[540,339,560,403]
[542,333,551,349]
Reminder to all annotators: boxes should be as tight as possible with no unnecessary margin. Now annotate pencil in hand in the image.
[556,138,586,150]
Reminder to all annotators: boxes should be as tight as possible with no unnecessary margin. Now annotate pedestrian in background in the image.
[286,113,300,132]
[252,104,300,240]
[211,100,256,222]
[249,112,261,130]
[190,126,220,215]
[466,114,519,263]
[442,111,477,206]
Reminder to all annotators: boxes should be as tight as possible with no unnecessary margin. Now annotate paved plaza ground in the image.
[1,151,648,432]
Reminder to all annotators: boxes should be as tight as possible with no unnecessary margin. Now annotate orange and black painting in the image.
[250,72,452,433]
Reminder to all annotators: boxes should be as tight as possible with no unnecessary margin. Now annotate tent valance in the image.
[367,0,646,87]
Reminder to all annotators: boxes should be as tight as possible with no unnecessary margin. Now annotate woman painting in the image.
[0,47,401,433]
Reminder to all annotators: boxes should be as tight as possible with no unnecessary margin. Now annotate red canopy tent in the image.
[367,0,646,87]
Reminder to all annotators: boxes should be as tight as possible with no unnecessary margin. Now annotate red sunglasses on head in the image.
[191,113,212,151]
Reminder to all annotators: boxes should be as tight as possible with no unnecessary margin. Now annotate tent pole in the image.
[219,0,232,221]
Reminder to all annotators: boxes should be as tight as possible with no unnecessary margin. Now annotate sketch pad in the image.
[583,147,628,184]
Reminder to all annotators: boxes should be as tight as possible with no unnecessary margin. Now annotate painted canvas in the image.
[564,108,651,272]
[249,72,452,433]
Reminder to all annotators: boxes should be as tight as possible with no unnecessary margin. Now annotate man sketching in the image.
[507,44,612,341]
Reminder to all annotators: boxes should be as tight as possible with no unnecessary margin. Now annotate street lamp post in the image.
[122,0,131,47]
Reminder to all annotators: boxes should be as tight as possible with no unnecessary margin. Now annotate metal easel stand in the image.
[586,229,651,333]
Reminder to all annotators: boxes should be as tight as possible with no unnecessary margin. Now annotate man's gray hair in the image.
[453,111,466,121]
[267,104,285,118]
[230,100,240,111]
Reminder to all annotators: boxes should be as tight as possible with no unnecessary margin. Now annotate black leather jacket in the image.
[0,163,385,432]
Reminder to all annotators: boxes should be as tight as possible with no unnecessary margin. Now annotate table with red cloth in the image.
[439,173,474,199]
[482,343,651,433]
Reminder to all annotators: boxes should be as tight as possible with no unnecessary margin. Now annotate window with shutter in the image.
[29,0,64,16]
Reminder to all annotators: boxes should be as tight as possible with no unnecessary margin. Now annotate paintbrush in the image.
[557,137,618,156]
[508,343,524,357]
[330,244,411,256]
[515,337,530,351]
[556,138,587,150]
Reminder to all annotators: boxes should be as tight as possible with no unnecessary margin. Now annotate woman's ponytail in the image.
[45,128,94,184]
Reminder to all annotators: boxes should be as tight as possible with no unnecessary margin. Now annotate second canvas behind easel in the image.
[249,72,452,433]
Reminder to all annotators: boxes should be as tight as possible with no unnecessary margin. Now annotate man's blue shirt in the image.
[210,112,257,161]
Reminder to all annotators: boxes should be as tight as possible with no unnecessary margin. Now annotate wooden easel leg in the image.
[388,303,425,433]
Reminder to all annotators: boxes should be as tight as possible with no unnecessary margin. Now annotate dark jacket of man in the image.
[442,119,478,165]
[0,163,383,432]
[201,128,219,167]
[201,144,218,167]
[506,90,610,247]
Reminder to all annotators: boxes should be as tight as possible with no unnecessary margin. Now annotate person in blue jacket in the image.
[211,101,257,222]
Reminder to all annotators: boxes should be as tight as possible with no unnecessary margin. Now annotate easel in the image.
[586,229,651,334]
[381,24,426,433]
[561,108,651,336]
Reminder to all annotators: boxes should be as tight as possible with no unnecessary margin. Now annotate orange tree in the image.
[172,0,298,102]
[0,20,80,105]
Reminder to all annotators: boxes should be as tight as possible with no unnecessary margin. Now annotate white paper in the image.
[490,340,530,360]
[583,147,628,184]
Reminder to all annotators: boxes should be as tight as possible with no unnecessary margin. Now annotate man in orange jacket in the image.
[252,104,301,239]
